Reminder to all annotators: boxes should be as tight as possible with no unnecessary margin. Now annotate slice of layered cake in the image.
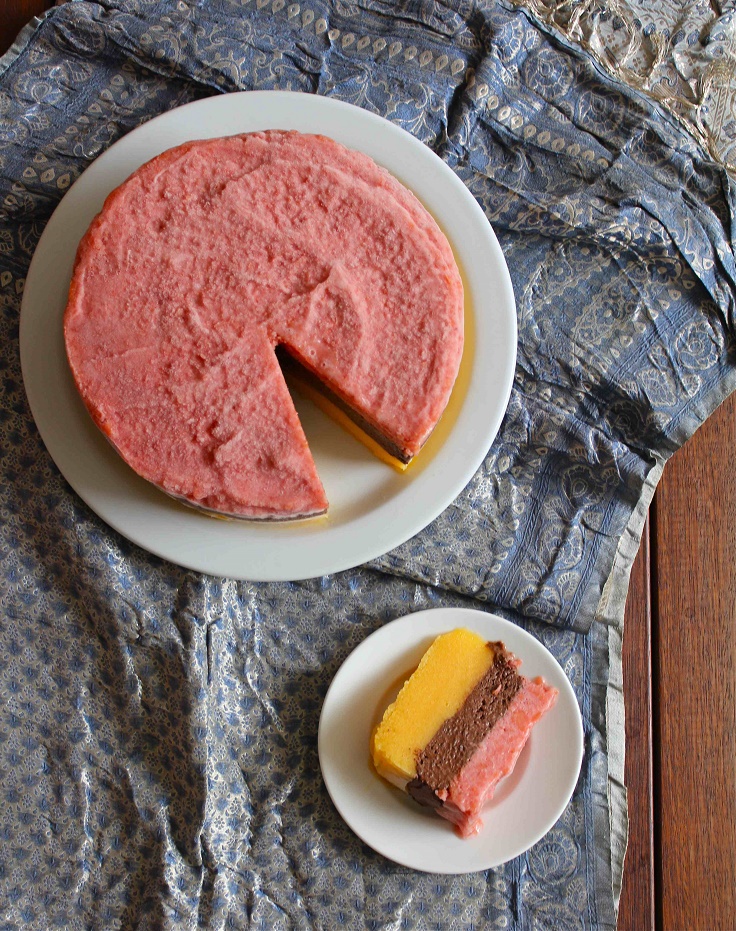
[371,628,558,837]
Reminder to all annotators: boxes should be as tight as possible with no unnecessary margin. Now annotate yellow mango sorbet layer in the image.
[371,628,496,786]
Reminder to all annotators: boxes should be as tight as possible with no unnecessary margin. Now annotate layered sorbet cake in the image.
[63,130,464,520]
[371,628,558,837]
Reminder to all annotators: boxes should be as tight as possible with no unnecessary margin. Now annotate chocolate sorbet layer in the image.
[407,644,522,806]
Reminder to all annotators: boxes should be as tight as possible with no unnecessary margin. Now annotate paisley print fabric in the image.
[0,1,734,929]
[514,0,736,172]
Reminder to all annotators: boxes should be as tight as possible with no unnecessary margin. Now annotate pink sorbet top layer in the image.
[64,131,464,519]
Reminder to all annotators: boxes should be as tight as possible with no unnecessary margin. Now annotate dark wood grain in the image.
[653,390,736,931]
[0,0,51,52]
[618,520,655,931]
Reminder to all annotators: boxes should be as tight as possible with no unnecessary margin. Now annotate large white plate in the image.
[318,608,584,873]
[20,91,516,581]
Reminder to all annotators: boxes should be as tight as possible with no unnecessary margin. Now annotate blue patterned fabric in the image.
[0,1,734,928]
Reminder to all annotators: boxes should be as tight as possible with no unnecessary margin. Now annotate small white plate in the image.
[318,607,584,873]
[20,91,517,581]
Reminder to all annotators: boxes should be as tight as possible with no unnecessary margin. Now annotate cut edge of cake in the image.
[276,346,412,472]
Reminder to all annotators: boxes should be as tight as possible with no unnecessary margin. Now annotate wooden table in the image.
[619,389,736,931]
[2,6,735,928]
